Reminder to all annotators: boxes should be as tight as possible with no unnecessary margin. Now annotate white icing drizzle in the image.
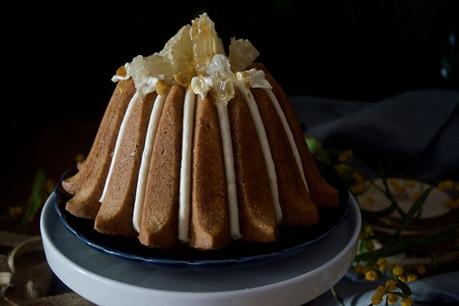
[178,89,196,242]
[216,102,241,240]
[235,81,282,223]
[265,89,309,191]
[99,93,140,203]
[132,94,168,233]
[191,75,213,100]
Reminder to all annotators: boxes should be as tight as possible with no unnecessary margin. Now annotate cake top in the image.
[112,13,271,104]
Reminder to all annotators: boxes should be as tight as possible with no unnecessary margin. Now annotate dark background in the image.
[1,0,458,207]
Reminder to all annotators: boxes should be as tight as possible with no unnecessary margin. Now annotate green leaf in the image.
[395,185,434,237]
[305,137,332,164]
[19,169,47,226]
[388,291,409,298]
[396,278,412,296]
[380,169,406,218]
[305,137,321,153]
[355,224,459,262]
[330,286,344,306]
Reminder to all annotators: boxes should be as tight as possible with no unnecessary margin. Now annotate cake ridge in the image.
[95,91,156,236]
[265,89,309,191]
[99,92,141,203]
[215,100,241,240]
[235,80,282,223]
[133,93,168,232]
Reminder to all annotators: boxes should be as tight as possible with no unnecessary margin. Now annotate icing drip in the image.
[265,89,309,191]
[216,102,241,240]
[132,94,168,232]
[178,89,197,242]
[191,75,213,100]
[99,93,140,203]
[235,81,283,223]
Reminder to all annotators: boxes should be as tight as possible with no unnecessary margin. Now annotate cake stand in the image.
[41,191,361,306]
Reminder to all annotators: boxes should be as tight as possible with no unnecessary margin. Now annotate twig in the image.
[330,286,344,306]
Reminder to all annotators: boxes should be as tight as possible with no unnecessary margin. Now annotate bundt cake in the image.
[63,13,339,250]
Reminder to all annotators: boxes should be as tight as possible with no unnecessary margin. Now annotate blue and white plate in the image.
[54,166,349,269]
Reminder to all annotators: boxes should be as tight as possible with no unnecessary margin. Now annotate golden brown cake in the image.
[63,13,339,250]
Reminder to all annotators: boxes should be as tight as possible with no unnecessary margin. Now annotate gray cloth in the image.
[291,90,459,180]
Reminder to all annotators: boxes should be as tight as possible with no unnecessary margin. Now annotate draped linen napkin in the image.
[291,90,459,180]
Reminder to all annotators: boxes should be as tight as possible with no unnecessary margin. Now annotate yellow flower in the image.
[407,274,418,282]
[365,270,378,281]
[338,149,353,162]
[362,265,373,274]
[438,180,453,190]
[401,297,414,306]
[392,265,404,276]
[387,293,399,304]
[377,258,387,266]
[385,279,397,291]
[377,258,387,272]
[371,292,383,305]
[364,225,374,236]
[399,275,407,282]
[416,265,426,275]
[375,286,385,295]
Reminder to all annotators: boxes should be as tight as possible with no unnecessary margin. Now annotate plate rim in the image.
[54,168,349,268]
